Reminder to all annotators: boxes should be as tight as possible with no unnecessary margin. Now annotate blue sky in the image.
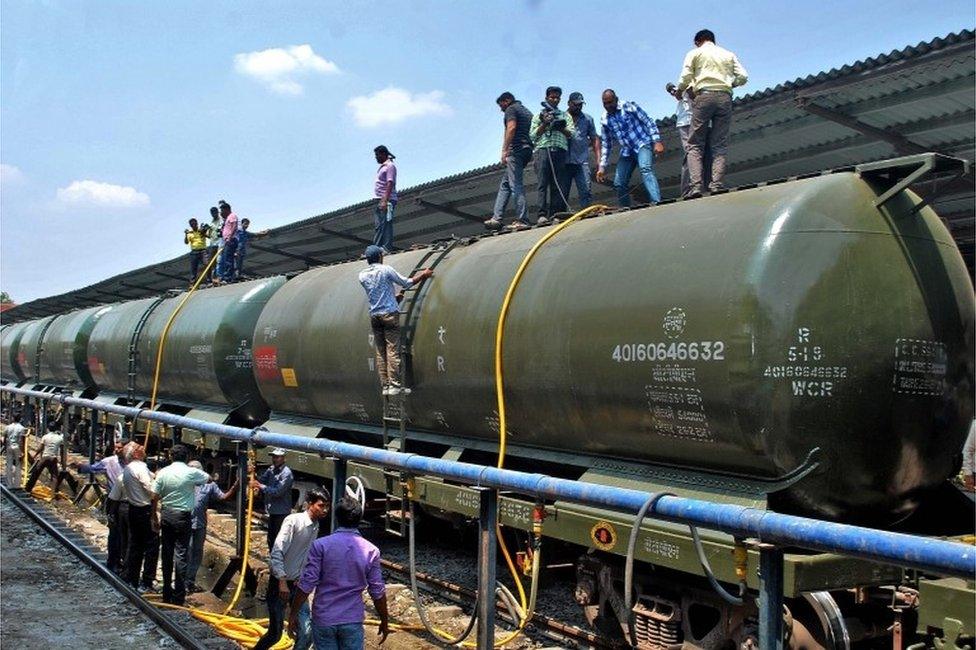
[1,1,973,303]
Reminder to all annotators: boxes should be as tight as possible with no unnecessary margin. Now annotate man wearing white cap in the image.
[250,448,295,550]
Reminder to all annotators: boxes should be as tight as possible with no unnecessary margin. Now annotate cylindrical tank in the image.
[87,278,285,424]
[1,321,32,382]
[252,172,974,522]
[37,305,114,389]
[15,316,60,383]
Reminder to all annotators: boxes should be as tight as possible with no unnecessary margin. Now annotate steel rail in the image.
[0,481,208,650]
[380,557,615,649]
[6,386,974,578]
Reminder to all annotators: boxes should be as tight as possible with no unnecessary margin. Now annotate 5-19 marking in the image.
[611,341,725,363]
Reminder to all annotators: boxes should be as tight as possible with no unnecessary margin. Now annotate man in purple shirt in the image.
[372,145,397,253]
[289,496,389,649]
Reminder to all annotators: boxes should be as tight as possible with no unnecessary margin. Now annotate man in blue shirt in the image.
[357,245,433,396]
[565,92,600,209]
[233,218,270,280]
[250,448,296,551]
[596,89,665,207]
[185,460,238,593]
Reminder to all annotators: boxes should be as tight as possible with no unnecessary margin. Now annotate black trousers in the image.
[534,147,570,218]
[267,513,287,552]
[253,579,297,650]
[160,508,193,605]
[116,500,130,575]
[106,498,123,573]
[24,456,59,493]
[127,504,153,588]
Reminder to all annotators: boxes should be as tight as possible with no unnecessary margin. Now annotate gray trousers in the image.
[687,91,732,194]
[679,126,712,198]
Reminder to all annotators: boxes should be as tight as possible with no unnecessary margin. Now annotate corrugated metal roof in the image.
[4,29,973,323]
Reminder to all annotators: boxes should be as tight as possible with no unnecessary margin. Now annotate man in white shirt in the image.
[4,414,27,480]
[123,443,158,591]
[25,420,65,494]
[674,29,748,197]
[72,441,127,573]
[253,488,330,650]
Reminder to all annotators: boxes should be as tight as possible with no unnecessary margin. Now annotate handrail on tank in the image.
[3,385,973,579]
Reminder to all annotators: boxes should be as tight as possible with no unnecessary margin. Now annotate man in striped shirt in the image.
[596,90,665,207]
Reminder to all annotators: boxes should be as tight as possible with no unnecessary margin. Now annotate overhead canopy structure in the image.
[5,29,973,323]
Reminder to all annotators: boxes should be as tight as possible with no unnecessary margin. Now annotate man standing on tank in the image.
[151,444,210,605]
[596,90,665,207]
[673,29,748,197]
[372,145,397,252]
[206,206,222,282]
[485,92,534,231]
[250,448,295,551]
[530,86,575,225]
[184,218,208,284]
[216,202,239,284]
[358,245,433,396]
[565,92,600,209]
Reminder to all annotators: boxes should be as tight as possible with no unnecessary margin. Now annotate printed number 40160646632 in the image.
[611,341,725,363]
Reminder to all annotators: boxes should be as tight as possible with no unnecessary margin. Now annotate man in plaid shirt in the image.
[596,89,665,207]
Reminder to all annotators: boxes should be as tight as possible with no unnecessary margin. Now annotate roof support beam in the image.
[318,227,373,245]
[248,243,325,266]
[155,270,189,282]
[794,98,929,156]
[415,198,486,223]
[120,281,164,292]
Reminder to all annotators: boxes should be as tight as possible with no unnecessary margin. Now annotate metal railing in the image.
[3,385,973,649]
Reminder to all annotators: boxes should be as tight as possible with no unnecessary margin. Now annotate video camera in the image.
[539,102,567,131]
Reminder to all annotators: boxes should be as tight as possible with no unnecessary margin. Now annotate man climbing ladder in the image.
[358,245,434,396]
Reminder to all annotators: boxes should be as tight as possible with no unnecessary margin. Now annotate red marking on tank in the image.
[254,346,279,381]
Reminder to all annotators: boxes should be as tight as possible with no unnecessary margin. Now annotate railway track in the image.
[379,555,618,649]
[0,479,209,650]
[3,471,615,649]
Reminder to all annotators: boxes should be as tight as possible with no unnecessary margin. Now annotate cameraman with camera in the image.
[530,86,575,226]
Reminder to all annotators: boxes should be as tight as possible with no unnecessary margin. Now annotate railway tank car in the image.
[85,277,286,424]
[252,169,974,524]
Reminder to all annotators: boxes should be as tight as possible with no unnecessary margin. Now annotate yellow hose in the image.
[223,448,257,615]
[489,204,608,646]
[21,427,32,488]
[141,251,219,447]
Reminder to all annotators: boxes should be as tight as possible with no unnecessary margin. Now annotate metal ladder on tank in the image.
[380,237,461,536]
[126,296,166,408]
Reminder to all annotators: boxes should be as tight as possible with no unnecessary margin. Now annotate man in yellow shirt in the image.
[674,29,748,198]
[184,218,208,284]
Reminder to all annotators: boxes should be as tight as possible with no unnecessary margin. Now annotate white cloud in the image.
[347,87,453,128]
[56,180,150,208]
[0,163,25,185]
[234,44,339,95]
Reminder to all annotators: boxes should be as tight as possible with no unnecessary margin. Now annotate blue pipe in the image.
[6,386,974,578]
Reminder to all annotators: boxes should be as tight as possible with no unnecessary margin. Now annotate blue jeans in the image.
[312,623,365,650]
[565,162,592,208]
[254,582,312,650]
[614,143,661,207]
[185,525,206,588]
[234,247,247,279]
[219,238,238,282]
[372,202,395,251]
[492,146,532,224]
